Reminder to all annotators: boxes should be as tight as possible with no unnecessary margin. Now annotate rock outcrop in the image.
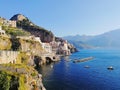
[10,14,26,21]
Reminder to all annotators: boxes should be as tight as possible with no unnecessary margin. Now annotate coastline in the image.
[0,14,78,90]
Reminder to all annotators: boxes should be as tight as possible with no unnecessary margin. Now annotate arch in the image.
[53,56,56,59]
[46,57,52,64]
[34,56,42,66]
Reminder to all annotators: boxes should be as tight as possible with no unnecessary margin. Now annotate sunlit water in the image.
[38,49,120,90]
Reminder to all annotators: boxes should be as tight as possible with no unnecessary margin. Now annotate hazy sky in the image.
[1,0,120,37]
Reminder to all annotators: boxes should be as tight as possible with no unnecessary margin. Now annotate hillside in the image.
[10,14,54,43]
[63,29,120,49]
[10,14,77,53]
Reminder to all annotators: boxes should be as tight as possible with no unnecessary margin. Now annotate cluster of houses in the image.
[0,17,16,27]
[16,35,71,56]
[0,24,71,56]
[50,40,71,56]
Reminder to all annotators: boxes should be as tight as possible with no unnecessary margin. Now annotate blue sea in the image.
[39,49,120,90]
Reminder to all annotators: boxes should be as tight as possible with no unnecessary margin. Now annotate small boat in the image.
[107,66,114,70]
[84,65,90,68]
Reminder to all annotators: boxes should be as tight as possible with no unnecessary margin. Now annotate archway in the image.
[46,57,52,64]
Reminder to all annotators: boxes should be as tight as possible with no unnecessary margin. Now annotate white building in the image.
[42,43,52,53]
[34,37,42,43]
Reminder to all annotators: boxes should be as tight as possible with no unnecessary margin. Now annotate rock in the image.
[10,14,27,21]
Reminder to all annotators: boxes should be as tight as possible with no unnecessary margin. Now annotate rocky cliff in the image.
[10,14,54,43]
[10,14,77,53]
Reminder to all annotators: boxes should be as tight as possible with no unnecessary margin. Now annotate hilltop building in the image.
[0,17,16,27]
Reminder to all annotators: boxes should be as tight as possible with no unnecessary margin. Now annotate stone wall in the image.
[0,51,19,64]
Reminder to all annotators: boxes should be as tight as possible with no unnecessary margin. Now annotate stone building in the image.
[0,51,19,64]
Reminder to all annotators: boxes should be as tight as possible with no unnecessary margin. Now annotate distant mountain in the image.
[68,40,94,49]
[63,35,93,42]
[63,29,120,49]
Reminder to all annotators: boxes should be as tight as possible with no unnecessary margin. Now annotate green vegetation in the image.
[7,28,30,36]
[10,38,21,51]
[0,64,38,90]
[2,25,30,36]
[17,18,54,42]
[31,72,37,77]
[18,74,26,90]
[17,18,53,34]
[16,52,30,64]
[0,22,2,26]
[0,71,11,90]
[2,64,37,73]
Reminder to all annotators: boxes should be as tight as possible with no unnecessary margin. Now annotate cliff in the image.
[10,14,77,54]
[10,14,54,43]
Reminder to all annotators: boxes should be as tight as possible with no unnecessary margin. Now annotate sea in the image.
[38,49,120,90]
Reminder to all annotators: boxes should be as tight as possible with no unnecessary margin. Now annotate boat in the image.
[84,65,90,68]
[107,66,114,70]
[73,57,94,63]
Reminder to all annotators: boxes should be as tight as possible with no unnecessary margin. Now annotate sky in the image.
[1,0,120,37]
